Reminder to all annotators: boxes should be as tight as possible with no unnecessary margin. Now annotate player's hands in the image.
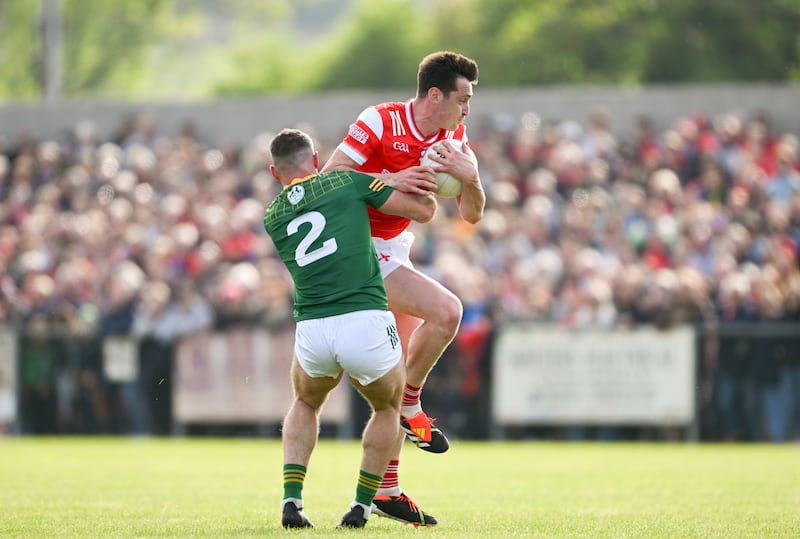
[383,168,439,195]
[425,140,479,186]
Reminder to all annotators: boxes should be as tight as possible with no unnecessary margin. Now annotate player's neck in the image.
[283,167,318,186]
[410,97,441,139]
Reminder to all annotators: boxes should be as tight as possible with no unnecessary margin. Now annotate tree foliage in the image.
[61,0,169,97]
[220,0,800,93]
[0,1,41,101]
[215,0,432,95]
[1,0,798,102]
[304,0,432,91]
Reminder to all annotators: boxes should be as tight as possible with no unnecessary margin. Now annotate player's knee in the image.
[367,387,402,412]
[362,366,404,410]
[440,293,463,334]
[295,394,325,413]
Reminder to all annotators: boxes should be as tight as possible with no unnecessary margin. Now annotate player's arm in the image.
[427,140,485,224]
[323,148,439,196]
[455,143,485,224]
[376,190,437,224]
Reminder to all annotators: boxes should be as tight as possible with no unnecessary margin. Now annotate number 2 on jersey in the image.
[287,211,338,267]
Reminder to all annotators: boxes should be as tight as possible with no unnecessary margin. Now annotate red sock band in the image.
[380,459,400,489]
[402,384,422,407]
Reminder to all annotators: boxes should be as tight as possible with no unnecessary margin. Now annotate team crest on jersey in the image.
[287,184,305,205]
[348,124,369,144]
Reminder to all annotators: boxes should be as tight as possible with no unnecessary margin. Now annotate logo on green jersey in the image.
[287,184,305,205]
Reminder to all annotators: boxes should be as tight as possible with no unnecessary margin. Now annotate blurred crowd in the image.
[1,105,799,440]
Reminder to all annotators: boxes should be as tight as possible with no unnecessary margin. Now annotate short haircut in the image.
[417,51,479,98]
[270,128,314,173]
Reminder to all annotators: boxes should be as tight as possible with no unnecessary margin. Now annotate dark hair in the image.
[417,51,479,98]
[269,128,314,172]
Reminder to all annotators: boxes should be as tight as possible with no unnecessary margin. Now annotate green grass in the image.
[0,438,798,538]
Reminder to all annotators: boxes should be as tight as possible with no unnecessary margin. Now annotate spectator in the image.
[94,264,145,434]
[157,279,214,342]
[18,314,59,433]
[765,140,800,202]
[2,105,799,441]
[211,262,264,329]
[131,279,174,435]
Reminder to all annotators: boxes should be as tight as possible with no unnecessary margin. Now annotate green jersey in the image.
[263,170,394,321]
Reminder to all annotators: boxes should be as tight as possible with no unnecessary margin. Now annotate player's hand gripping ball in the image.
[420,141,463,198]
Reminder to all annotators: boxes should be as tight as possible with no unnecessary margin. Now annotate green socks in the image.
[355,470,383,507]
[283,464,307,501]
[284,465,382,511]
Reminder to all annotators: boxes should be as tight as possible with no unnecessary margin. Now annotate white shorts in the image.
[372,230,415,277]
[295,310,402,386]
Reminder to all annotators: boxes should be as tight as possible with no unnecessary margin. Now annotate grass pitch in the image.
[0,437,798,538]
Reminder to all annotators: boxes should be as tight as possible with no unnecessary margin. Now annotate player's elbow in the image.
[459,192,485,224]
[462,208,483,224]
[413,196,437,223]
[419,209,435,224]
[414,204,436,223]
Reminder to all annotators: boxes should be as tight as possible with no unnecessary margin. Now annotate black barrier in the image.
[6,323,800,441]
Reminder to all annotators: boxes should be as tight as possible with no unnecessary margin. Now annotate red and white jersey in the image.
[337,100,470,239]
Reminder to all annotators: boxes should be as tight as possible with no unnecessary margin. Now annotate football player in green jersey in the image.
[264,129,436,529]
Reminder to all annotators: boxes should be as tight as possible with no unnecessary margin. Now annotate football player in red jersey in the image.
[322,51,484,526]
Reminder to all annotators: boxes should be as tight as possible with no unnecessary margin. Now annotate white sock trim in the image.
[401,404,423,418]
[377,486,402,497]
[353,501,372,519]
[282,497,303,510]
